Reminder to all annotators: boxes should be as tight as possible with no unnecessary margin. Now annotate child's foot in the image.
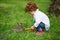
[34,29,44,35]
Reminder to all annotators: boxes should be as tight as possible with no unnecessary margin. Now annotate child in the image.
[25,2,50,33]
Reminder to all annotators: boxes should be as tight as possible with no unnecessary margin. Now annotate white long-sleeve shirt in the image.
[33,9,50,31]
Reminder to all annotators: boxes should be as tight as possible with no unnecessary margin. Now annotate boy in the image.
[25,2,50,33]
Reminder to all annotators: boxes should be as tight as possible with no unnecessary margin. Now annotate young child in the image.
[25,2,50,33]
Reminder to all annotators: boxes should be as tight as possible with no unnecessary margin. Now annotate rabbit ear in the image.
[17,22,22,26]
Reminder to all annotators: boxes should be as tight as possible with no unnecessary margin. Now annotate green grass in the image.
[0,0,60,40]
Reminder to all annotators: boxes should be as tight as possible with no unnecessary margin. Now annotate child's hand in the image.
[31,26,35,30]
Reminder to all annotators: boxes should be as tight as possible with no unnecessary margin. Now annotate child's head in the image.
[25,2,38,14]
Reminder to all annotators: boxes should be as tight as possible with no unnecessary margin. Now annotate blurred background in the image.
[0,0,60,40]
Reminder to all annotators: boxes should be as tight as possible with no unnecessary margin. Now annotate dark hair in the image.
[25,2,38,12]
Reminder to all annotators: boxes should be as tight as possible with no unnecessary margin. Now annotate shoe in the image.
[34,29,44,35]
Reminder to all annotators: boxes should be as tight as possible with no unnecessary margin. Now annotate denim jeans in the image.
[36,22,45,31]
[34,20,45,31]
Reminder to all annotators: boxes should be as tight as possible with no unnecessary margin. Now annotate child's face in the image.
[29,11,34,15]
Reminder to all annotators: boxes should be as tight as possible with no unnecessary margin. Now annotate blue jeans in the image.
[36,22,45,31]
[34,20,45,31]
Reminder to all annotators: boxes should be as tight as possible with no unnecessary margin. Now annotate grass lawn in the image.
[0,0,60,40]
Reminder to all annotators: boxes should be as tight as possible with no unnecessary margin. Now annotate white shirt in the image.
[33,9,50,31]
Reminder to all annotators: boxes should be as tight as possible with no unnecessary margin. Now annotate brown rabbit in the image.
[11,22,25,32]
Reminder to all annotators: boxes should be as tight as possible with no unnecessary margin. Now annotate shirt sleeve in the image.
[33,15,42,27]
